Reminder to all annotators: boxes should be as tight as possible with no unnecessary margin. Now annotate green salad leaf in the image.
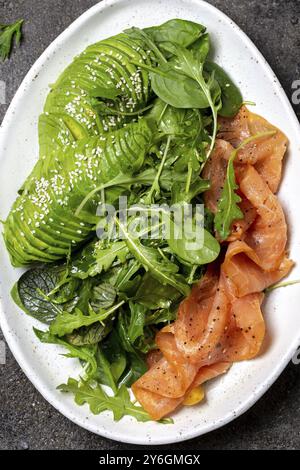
[0,19,23,60]
[49,301,124,337]
[11,266,66,324]
[215,131,277,239]
[116,217,190,296]
[34,328,98,380]
[58,379,170,423]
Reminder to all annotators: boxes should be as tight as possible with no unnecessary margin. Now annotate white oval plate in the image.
[1,0,300,445]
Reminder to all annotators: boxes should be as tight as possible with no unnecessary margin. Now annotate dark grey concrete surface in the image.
[0,0,300,450]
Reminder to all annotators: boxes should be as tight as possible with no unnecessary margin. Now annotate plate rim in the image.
[0,0,300,445]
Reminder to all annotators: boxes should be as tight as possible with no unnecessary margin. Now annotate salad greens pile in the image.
[4,19,243,422]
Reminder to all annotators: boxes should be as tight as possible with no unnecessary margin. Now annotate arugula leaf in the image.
[214,153,243,241]
[71,240,129,279]
[114,259,141,294]
[214,131,277,240]
[116,217,190,296]
[49,301,124,337]
[34,328,97,379]
[0,19,23,61]
[58,379,167,423]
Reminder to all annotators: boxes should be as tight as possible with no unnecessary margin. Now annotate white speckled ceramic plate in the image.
[1,0,300,445]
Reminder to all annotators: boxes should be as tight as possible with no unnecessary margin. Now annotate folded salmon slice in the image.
[218,106,288,193]
[222,241,293,298]
[132,106,292,420]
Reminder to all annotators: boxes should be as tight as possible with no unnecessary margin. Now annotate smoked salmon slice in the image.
[132,107,292,420]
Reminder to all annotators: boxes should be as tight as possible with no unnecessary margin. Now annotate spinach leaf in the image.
[144,19,206,49]
[127,301,148,343]
[189,33,210,62]
[11,266,66,324]
[96,346,117,393]
[150,63,210,109]
[34,328,97,379]
[135,272,181,309]
[171,179,210,204]
[58,379,168,423]
[118,353,148,388]
[163,45,221,158]
[102,330,127,382]
[167,215,220,266]
[214,131,276,239]
[49,301,124,337]
[204,61,243,117]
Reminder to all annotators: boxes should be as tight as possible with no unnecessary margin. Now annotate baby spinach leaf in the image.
[150,64,210,109]
[165,45,221,158]
[96,346,117,393]
[144,19,206,49]
[189,33,210,62]
[167,215,220,266]
[135,272,181,309]
[126,301,148,343]
[204,61,243,117]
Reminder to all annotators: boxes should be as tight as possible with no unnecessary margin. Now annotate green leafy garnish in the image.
[49,301,124,337]
[214,131,277,240]
[58,378,172,423]
[0,19,23,61]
